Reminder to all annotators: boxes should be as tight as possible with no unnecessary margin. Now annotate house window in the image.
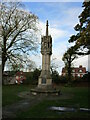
[72,74,75,77]
[80,74,83,77]
[16,76,19,79]
[20,76,23,78]
[72,70,75,72]
[75,74,77,77]
[79,69,82,72]
[78,74,80,77]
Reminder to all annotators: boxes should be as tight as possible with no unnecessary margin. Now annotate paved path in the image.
[2,91,72,118]
[2,92,46,118]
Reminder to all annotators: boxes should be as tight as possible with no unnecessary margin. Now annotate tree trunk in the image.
[67,62,72,84]
[2,36,7,74]
[2,54,7,85]
[2,58,5,74]
[2,51,7,71]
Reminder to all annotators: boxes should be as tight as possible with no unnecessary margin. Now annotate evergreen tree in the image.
[69,1,90,55]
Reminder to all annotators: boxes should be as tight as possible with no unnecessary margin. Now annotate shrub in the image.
[23,69,41,85]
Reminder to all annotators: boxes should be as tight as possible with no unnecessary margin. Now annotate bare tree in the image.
[50,57,59,74]
[0,2,39,74]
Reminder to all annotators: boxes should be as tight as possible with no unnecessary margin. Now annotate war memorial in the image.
[31,20,60,95]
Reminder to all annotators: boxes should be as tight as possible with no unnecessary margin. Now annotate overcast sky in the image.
[22,2,88,74]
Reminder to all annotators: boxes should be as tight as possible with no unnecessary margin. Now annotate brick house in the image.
[3,71,26,85]
[16,71,26,84]
[62,65,86,78]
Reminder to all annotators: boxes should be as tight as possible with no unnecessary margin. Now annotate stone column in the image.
[38,20,52,89]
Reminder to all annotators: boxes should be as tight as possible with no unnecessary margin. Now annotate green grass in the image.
[16,87,89,118]
[2,85,89,118]
[61,86,89,107]
[2,84,33,106]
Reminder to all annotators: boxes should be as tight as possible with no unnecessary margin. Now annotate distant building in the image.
[16,71,26,84]
[3,71,26,85]
[3,71,16,85]
[62,65,86,78]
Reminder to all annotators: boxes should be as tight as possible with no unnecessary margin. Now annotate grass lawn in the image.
[2,84,34,106]
[16,86,89,118]
[2,84,89,118]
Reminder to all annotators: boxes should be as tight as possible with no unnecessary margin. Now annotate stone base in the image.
[38,84,53,89]
[38,77,52,86]
[30,87,61,96]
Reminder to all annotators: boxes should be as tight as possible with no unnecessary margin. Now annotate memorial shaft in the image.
[38,20,52,88]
